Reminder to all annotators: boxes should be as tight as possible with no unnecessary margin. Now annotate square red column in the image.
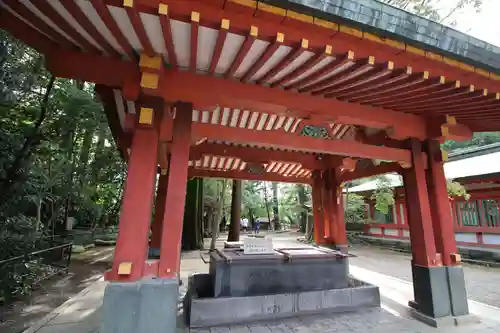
[321,169,334,242]
[321,168,347,250]
[312,170,326,244]
[402,139,471,320]
[402,139,439,267]
[425,140,458,266]
[151,169,169,250]
[158,102,193,278]
[330,168,348,250]
[106,125,159,282]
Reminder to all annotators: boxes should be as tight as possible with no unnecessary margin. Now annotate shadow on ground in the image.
[0,247,113,333]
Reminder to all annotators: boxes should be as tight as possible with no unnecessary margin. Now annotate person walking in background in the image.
[241,217,249,233]
[254,218,261,234]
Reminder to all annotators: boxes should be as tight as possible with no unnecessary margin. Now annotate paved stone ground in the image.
[18,232,500,333]
[191,307,500,333]
[349,245,500,308]
[0,247,113,333]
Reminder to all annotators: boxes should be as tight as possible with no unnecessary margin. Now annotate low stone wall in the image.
[185,273,380,328]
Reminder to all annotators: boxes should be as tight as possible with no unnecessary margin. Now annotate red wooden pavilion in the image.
[2,0,500,331]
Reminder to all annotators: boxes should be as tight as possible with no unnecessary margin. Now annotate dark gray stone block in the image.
[411,264,452,318]
[186,274,380,328]
[148,248,160,259]
[446,266,469,317]
[101,277,179,333]
[210,249,349,297]
[101,282,140,333]
[137,278,178,333]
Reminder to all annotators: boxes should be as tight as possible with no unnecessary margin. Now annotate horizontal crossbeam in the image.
[191,123,413,164]
[190,143,325,170]
[188,168,311,184]
[46,50,429,140]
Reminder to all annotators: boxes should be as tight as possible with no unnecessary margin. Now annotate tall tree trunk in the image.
[182,178,202,251]
[197,178,204,249]
[62,129,77,234]
[305,214,313,242]
[297,184,307,233]
[272,182,280,230]
[78,127,94,191]
[228,180,241,242]
[0,76,55,206]
[210,179,227,250]
[263,182,272,230]
[36,196,42,231]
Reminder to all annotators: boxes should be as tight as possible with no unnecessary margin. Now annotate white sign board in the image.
[243,237,274,255]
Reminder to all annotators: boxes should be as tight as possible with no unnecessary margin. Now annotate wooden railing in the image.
[364,196,500,248]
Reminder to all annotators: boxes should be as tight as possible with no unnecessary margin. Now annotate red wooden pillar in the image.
[322,169,334,243]
[332,168,348,249]
[322,168,347,249]
[402,139,440,267]
[426,140,458,266]
[151,169,169,249]
[107,126,159,282]
[312,170,326,244]
[158,102,193,278]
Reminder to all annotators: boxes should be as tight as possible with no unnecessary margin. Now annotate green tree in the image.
[381,0,482,23]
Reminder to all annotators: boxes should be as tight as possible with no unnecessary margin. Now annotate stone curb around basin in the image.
[186,275,380,328]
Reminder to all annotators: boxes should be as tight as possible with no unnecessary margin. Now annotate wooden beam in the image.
[190,11,200,72]
[46,49,139,88]
[45,50,429,138]
[0,8,58,54]
[4,1,77,50]
[188,168,311,184]
[158,4,178,68]
[107,0,498,92]
[63,0,121,56]
[209,19,229,74]
[341,163,405,182]
[190,142,324,169]
[192,123,413,163]
[90,0,136,59]
[157,69,429,139]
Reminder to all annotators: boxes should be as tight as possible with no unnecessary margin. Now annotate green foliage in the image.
[442,132,500,152]
[299,125,329,139]
[0,33,126,303]
[447,180,470,200]
[345,193,366,223]
[371,175,396,215]
[380,0,482,24]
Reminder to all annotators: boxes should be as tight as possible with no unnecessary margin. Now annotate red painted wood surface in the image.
[189,169,310,184]
[312,171,326,244]
[151,172,169,249]
[402,140,439,267]
[107,127,159,281]
[191,123,412,163]
[426,140,458,265]
[159,102,193,278]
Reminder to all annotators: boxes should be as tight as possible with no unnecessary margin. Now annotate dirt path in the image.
[0,247,114,333]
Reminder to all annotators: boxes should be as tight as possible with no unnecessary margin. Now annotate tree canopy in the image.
[0,31,125,258]
[380,0,482,24]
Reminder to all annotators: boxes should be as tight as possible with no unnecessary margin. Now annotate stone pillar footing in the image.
[101,277,179,333]
[409,264,473,327]
[408,304,480,328]
[148,248,160,259]
[335,244,349,254]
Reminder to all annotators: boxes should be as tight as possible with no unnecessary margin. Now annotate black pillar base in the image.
[410,263,469,320]
[148,247,160,259]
